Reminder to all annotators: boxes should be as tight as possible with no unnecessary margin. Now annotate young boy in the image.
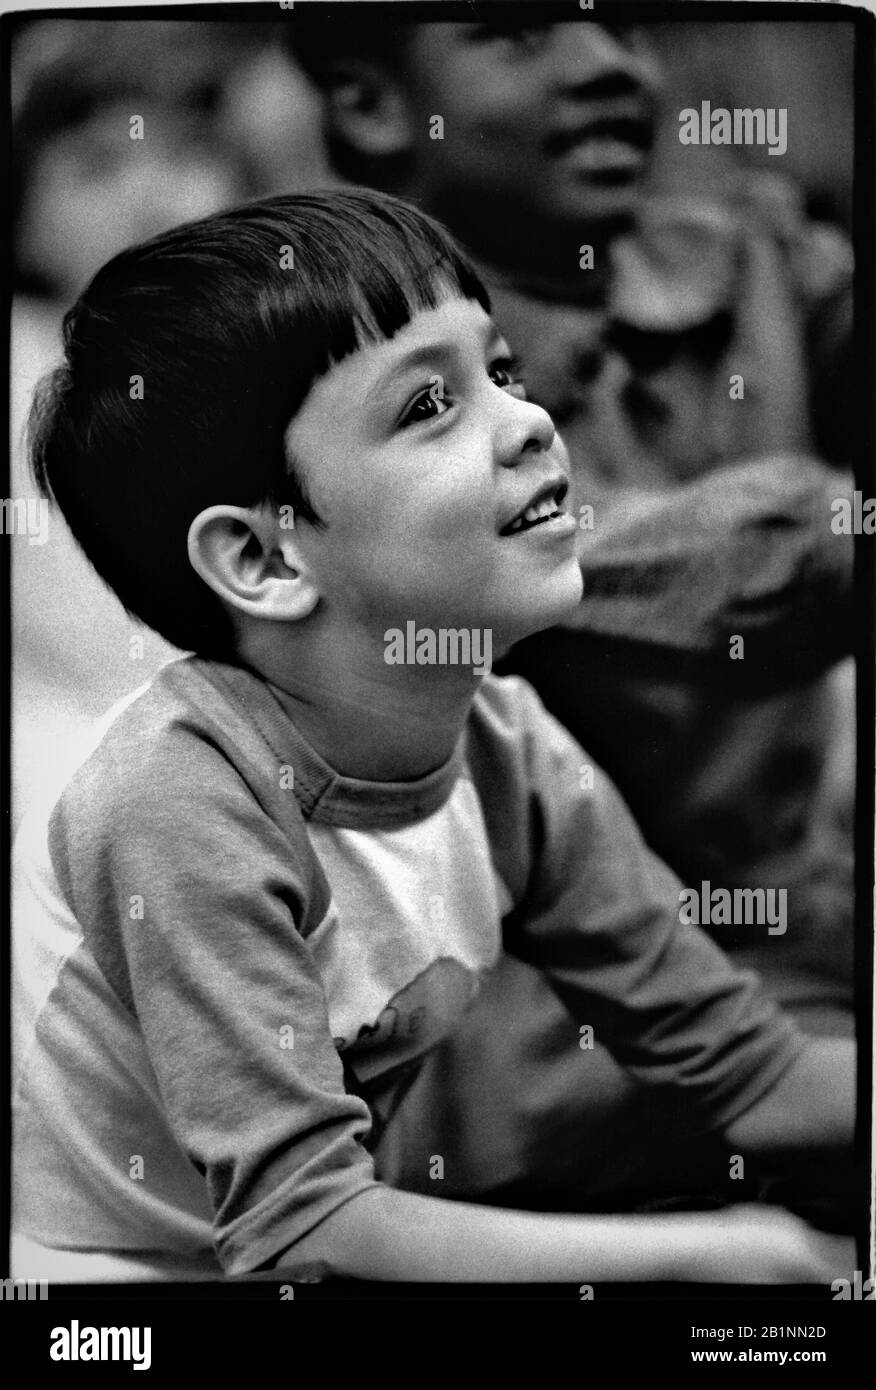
[13,190,854,1285]
[289,12,856,1001]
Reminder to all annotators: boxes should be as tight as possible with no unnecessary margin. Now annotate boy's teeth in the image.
[508,497,559,533]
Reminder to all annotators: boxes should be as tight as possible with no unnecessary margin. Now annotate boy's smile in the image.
[284,292,582,654]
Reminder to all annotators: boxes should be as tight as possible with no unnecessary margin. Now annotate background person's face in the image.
[400,22,662,241]
[16,103,241,301]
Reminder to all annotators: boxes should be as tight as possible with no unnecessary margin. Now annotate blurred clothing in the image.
[493,175,855,981]
[484,173,852,483]
[563,457,852,664]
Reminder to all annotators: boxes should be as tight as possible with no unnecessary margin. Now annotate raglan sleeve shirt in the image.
[39,663,807,1280]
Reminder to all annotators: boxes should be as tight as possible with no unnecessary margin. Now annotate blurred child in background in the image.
[10,20,328,830]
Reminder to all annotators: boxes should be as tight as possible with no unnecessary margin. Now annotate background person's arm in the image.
[724,1036,855,1158]
[571,457,853,671]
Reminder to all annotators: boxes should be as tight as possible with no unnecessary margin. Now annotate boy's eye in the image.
[398,360,526,428]
[399,376,452,427]
[490,359,527,397]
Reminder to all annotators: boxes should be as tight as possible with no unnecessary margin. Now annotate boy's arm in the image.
[273,1183,852,1285]
[55,716,384,1277]
[475,679,852,1155]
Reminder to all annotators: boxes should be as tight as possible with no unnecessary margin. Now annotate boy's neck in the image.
[240,622,486,783]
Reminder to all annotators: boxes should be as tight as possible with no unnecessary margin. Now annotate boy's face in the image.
[370,22,661,237]
[285,293,582,653]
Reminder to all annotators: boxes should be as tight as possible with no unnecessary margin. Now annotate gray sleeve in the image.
[501,681,806,1131]
[50,731,381,1276]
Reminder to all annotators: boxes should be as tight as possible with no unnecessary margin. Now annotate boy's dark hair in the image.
[30,188,490,657]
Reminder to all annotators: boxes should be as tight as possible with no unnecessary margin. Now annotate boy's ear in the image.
[187,504,319,623]
[324,58,414,158]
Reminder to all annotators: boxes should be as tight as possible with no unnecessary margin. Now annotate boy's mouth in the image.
[500,478,570,536]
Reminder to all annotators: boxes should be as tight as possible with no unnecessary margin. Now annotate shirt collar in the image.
[196,658,467,830]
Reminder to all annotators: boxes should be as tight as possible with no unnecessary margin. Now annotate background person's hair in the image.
[29,188,490,657]
[291,12,411,90]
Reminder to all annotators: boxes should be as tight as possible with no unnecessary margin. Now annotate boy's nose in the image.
[497,397,557,469]
[547,23,658,99]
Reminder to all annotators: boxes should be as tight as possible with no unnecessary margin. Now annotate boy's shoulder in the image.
[467,670,603,822]
[469,669,575,763]
[52,657,277,811]
[32,662,592,908]
[469,668,542,734]
[42,662,563,838]
[32,656,318,888]
[19,657,335,1010]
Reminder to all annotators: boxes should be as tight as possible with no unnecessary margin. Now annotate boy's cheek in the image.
[552,432,571,473]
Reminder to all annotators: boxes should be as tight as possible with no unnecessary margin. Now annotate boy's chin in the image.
[503,566,584,647]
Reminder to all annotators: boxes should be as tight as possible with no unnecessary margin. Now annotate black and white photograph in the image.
[3,0,874,1354]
